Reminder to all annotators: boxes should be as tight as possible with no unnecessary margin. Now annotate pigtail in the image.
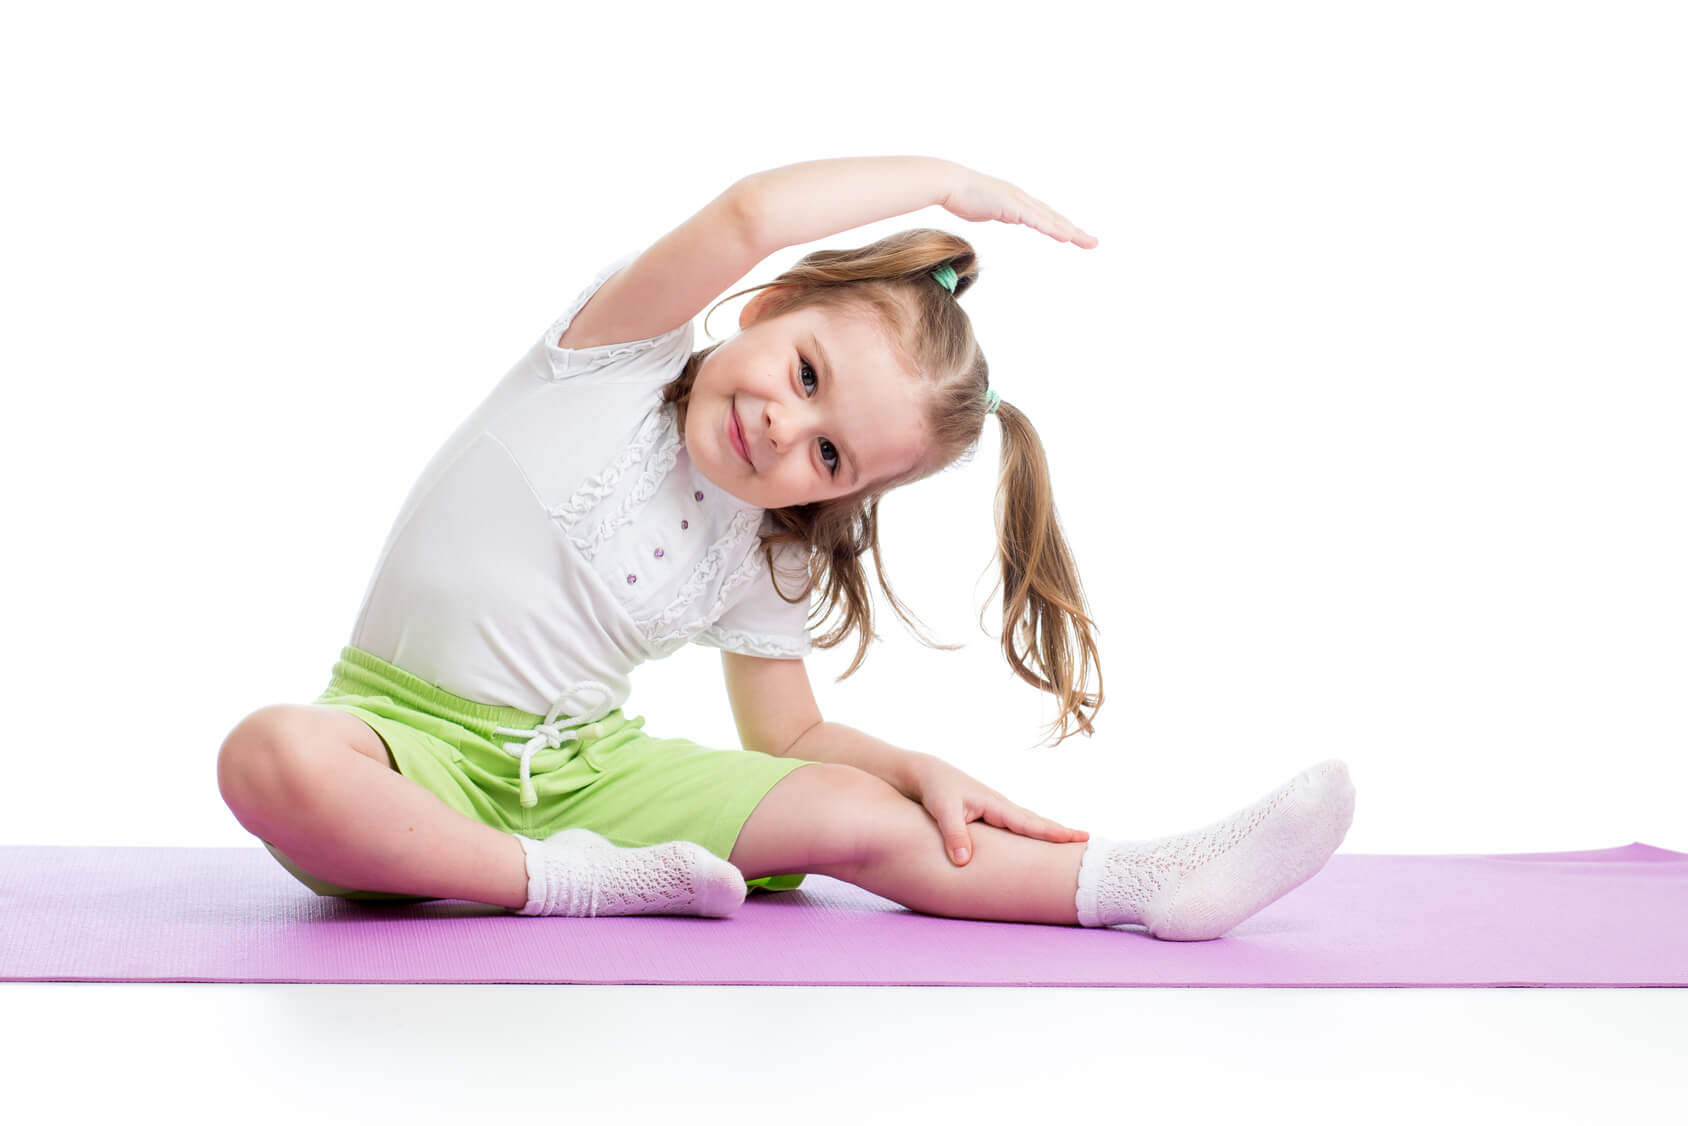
[982,399,1105,745]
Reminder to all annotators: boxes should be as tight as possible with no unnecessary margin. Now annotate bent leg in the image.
[219,705,531,910]
[730,761,1084,926]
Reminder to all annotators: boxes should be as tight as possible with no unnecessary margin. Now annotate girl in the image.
[216,156,1355,941]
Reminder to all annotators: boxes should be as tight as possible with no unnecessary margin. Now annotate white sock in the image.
[512,828,748,918]
[1074,758,1356,941]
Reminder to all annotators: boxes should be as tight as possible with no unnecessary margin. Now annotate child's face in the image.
[684,297,931,510]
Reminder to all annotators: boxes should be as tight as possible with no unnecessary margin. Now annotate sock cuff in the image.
[513,834,544,916]
[1074,836,1118,928]
[512,829,613,918]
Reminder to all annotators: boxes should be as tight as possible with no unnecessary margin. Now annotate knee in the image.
[740,762,912,878]
[804,763,925,872]
[216,705,318,827]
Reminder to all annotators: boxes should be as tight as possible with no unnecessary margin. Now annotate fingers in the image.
[944,828,973,866]
[951,169,1098,246]
[993,804,1090,844]
[1018,190,1099,247]
[939,803,1091,867]
[924,799,974,866]
[1037,206,1098,247]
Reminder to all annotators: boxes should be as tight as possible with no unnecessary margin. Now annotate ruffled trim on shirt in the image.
[549,407,676,560]
[637,507,767,647]
[692,623,814,659]
[541,251,690,381]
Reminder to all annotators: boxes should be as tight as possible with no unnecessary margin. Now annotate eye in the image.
[799,354,841,477]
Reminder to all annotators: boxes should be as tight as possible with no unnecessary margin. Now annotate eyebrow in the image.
[809,332,859,487]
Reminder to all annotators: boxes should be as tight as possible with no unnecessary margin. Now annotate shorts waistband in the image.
[325,646,633,809]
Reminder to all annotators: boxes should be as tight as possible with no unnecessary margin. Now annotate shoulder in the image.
[541,254,696,383]
[556,186,765,351]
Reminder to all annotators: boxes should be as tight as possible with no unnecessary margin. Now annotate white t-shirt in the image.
[346,251,815,724]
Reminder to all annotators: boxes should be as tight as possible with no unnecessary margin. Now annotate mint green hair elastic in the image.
[929,265,994,414]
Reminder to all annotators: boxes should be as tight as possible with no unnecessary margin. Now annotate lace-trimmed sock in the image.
[1074,758,1356,941]
[512,829,748,918]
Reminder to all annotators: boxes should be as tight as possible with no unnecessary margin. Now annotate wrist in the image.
[740,156,958,253]
[890,749,932,801]
[783,721,928,800]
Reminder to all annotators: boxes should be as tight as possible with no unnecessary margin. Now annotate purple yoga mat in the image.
[1,842,1683,986]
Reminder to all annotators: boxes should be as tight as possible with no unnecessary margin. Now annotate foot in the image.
[1075,759,1356,940]
[514,828,748,918]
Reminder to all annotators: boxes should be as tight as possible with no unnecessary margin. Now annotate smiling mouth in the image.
[731,401,751,467]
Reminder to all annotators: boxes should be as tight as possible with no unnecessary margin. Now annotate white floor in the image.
[4,983,1682,1123]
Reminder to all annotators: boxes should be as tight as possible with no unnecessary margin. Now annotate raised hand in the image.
[940,165,1100,248]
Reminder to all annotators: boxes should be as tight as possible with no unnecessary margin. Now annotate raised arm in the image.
[735,156,960,254]
[737,155,1097,254]
[552,180,768,351]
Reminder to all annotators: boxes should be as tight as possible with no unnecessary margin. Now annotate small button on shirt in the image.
[346,251,815,722]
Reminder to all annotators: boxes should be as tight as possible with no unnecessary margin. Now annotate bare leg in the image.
[731,763,1084,926]
[849,818,1086,926]
[219,706,531,910]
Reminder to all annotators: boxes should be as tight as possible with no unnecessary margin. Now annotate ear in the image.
[739,285,788,331]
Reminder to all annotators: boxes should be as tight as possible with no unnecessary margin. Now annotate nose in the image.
[764,395,820,462]
[763,399,795,454]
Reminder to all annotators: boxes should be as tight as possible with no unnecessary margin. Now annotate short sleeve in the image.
[693,541,816,659]
[541,251,695,383]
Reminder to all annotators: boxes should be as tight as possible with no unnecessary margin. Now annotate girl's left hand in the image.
[904,753,1089,867]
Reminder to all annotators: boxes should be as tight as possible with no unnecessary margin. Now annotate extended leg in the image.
[730,758,1357,938]
[731,763,1084,926]
[853,814,1087,926]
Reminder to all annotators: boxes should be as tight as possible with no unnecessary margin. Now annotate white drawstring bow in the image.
[491,680,616,808]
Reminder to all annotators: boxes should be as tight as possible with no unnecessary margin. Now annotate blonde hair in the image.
[660,228,1103,745]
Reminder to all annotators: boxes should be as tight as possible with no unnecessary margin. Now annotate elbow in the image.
[779,718,826,759]
[725,176,771,256]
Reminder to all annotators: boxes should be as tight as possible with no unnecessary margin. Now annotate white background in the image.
[2,2,1683,1123]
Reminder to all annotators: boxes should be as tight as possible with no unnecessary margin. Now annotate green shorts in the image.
[260,645,818,903]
